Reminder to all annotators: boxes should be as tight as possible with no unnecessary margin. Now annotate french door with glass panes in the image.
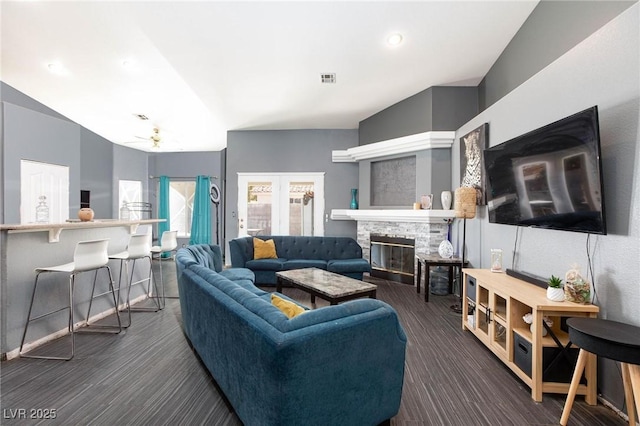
[237,173,324,237]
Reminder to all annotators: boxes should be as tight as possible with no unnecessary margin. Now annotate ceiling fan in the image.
[126,127,163,150]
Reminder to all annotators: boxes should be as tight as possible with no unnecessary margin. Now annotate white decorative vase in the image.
[441,191,452,210]
[530,324,548,337]
[546,287,565,302]
[438,240,454,259]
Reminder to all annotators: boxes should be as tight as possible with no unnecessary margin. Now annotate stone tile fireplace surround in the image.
[331,209,456,265]
[357,219,449,262]
[331,130,458,284]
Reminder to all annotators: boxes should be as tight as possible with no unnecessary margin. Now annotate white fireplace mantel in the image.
[331,209,456,224]
[332,131,455,162]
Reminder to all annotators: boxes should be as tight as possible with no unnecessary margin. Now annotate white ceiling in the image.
[1,1,538,152]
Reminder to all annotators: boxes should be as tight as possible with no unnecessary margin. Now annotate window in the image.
[238,173,324,237]
[119,180,142,220]
[170,181,196,237]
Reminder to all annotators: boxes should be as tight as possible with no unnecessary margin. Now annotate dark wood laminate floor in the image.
[0,261,626,425]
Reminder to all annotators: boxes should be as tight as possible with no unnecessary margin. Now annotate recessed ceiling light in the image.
[47,62,66,75]
[387,33,404,46]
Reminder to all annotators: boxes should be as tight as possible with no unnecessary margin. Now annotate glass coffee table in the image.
[276,268,377,306]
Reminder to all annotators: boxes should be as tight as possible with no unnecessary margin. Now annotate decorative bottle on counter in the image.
[119,202,130,221]
[35,195,50,223]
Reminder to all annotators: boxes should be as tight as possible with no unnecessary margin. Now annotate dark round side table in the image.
[561,318,640,426]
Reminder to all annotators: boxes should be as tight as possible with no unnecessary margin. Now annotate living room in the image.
[1,1,639,425]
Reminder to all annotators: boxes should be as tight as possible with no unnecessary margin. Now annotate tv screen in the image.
[483,106,606,234]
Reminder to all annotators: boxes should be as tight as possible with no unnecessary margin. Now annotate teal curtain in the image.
[158,176,171,257]
[190,175,211,245]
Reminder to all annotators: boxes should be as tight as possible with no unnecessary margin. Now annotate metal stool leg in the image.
[129,256,160,312]
[119,258,133,328]
[150,256,164,309]
[140,255,161,310]
[152,255,165,308]
[20,271,75,360]
[82,266,122,333]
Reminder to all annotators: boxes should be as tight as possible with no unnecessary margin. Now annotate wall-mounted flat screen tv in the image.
[483,106,606,234]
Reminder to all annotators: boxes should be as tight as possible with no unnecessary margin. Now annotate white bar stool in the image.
[20,239,121,361]
[150,230,178,305]
[109,233,159,327]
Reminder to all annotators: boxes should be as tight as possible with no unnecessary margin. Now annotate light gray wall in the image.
[148,151,224,247]
[0,82,129,223]
[112,144,149,220]
[0,82,68,122]
[453,4,638,410]
[478,0,637,111]
[80,127,113,219]
[225,129,359,253]
[0,101,5,225]
[2,102,81,224]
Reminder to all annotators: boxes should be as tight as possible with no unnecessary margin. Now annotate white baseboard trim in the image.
[4,293,149,361]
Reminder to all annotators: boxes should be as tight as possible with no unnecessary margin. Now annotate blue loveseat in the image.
[229,235,371,285]
[176,244,407,426]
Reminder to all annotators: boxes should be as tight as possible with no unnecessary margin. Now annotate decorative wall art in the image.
[460,123,489,205]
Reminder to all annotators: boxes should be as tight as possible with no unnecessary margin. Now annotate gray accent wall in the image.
[0,82,142,223]
[359,86,478,145]
[478,0,637,111]
[2,102,81,224]
[0,100,5,225]
[112,144,149,220]
[148,151,225,247]
[80,128,113,219]
[225,129,359,252]
[454,4,638,411]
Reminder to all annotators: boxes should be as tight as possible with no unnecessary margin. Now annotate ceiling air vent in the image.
[320,73,336,84]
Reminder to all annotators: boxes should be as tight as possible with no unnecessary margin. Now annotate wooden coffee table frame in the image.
[276,268,376,306]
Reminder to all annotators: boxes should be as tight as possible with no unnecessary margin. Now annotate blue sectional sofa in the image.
[229,235,371,285]
[176,244,407,426]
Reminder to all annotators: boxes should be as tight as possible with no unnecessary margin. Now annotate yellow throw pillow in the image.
[253,238,277,260]
[271,294,306,319]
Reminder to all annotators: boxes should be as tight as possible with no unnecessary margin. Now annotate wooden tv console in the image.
[462,269,599,403]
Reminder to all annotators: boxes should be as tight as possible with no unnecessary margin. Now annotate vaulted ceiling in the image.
[1,1,538,152]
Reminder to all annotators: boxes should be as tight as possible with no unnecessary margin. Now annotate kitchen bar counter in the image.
[0,219,165,359]
[0,219,163,243]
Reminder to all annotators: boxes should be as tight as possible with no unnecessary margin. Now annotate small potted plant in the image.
[547,275,564,302]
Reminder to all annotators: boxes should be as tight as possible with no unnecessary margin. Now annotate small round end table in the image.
[560,318,640,426]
